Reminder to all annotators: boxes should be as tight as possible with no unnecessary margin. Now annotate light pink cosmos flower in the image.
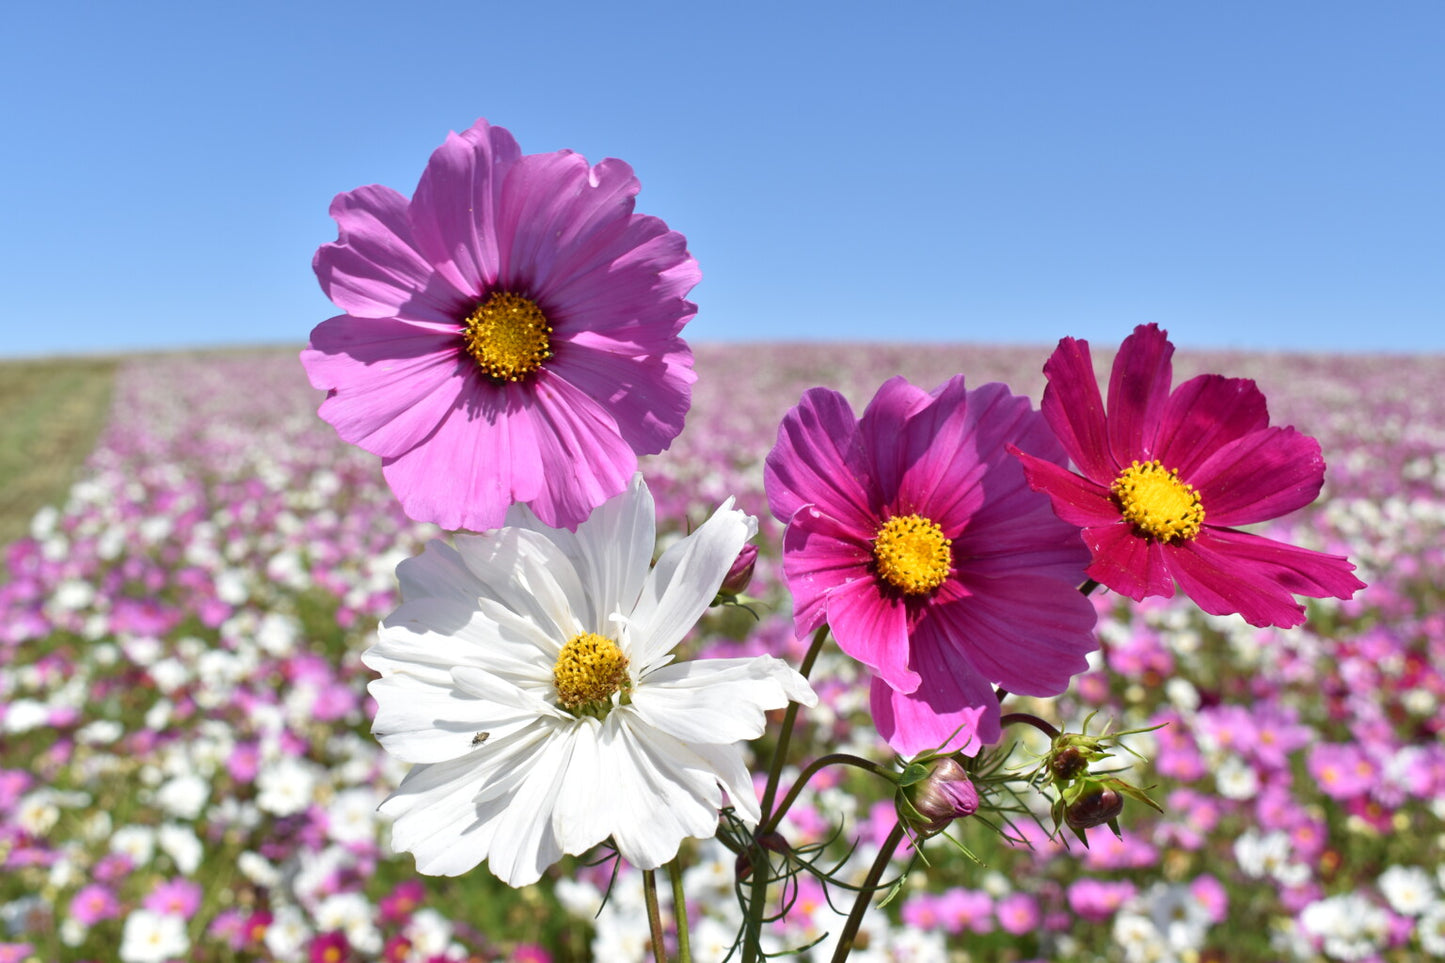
[765,375,1097,755]
[303,119,700,532]
[1012,323,1364,628]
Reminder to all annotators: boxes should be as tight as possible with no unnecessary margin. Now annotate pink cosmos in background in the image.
[1012,323,1365,628]
[303,118,700,532]
[765,375,1097,755]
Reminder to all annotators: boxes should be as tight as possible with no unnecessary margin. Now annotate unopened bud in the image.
[1064,785,1124,831]
[1048,745,1089,782]
[906,757,979,836]
[719,543,758,597]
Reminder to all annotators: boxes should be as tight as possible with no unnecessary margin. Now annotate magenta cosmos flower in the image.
[765,376,1098,756]
[1012,323,1364,628]
[302,119,700,531]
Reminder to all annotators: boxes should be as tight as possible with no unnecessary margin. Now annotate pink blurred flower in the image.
[996,892,1042,935]
[765,375,1096,754]
[309,931,351,963]
[68,884,120,926]
[1189,873,1229,923]
[303,118,700,532]
[1013,323,1364,627]
[1066,878,1137,922]
[144,877,202,916]
[378,879,425,926]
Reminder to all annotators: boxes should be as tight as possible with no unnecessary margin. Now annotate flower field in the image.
[2,342,1443,962]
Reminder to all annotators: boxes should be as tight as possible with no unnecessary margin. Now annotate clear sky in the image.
[3,1,1442,357]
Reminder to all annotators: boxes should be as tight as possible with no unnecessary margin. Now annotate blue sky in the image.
[3,1,1441,357]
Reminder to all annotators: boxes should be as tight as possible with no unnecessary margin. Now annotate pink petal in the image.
[1039,337,1115,483]
[513,373,639,530]
[1011,449,1120,529]
[550,338,694,458]
[380,379,546,533]
[542,222,700,341]
[923,575,1096,698]
[303,316,471,458]
[1190,427,1326,526]
[1154,374,1270,478]
[765,388,877,531]
[409,121,523,297]
[313,184,471,323]
[1083,523,1176,601]
[870,671,992,758]
[1170,529,1364,628]
[1107,323,1174,465]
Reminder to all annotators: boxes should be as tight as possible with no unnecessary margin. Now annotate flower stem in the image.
[644,869,669,963]
[668,857,692,963]
[1000,711,1061,739]
[742,624,829,963]
[762,753,894,836]
[829,821,907,963]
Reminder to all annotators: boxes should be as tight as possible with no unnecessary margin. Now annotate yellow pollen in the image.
[872,514,952,595]
[553,632,630,715]
[462,291,553,382]
[1111,460,1205,541]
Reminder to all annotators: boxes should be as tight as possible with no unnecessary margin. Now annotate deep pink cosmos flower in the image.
[1012,323,1364,628]
[765,375,1097,755]
[303,119,700,532]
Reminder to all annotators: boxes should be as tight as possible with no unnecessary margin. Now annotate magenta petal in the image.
[856,376,936,502]
[1190,427,1326,526]
[1040,337,1115,483]
[779,508,872,636]
[302,316,470,458]
[544,222,700,340]
[1154,374,1270,478]
[765,388,877,530]
[870,672,992,758]
[1084,524,1176,601]
[1012,449,1120,529]
[1171,529,1364,628]
[314,184,471,324]
[1107,323,1174,465]
[380,382,545,532]
[823,576,920,694]
[409,121,523,297]
[924,576,1096,697]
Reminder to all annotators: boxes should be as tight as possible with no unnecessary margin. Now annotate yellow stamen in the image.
[1111,459,1205,541]
[462,291,553,382]
[872,513,952,595]
[553,632,630,715]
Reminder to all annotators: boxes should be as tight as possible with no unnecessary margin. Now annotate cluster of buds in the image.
[1031,714,1163,847]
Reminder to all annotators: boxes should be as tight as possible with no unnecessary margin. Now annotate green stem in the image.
[829,821,907,963]
[644,869,669,963]
[762,752,895,836]
[668,857,692,963]
[742,624,829,963]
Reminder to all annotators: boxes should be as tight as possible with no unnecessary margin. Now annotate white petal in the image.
[686,739,762,825]
[454,527,588,638]
[367,671,540,763]
[550,717,611,855]
[396,540,481,605]
[626,500,756,667]
[543,474,656,633]
[368,598,549,680]
[629,656,817,744]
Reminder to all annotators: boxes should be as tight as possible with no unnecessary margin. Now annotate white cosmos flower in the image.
[365,474,817,887]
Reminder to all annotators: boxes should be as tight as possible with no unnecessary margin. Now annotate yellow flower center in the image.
[872,514,952,595]
[553,632,630,716]
[1110,459,1205,541]
[462,291,553,382]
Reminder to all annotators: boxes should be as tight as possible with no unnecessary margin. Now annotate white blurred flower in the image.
[315,892,381,954]
[1214,756,1260,800]
[158,823,203,875]
[119,909,189,963]
[237,850,281,888]
[76,718,124,744]
[110,824,157,865]
[1379,864,1437,916]
[1419,902,1445,956]
[2,699,49,734]
[255,756,318,817]
[154,773,209,820]
[263,904,311,963]
[14,790,60,835]
[325,787,383,846]
[1299,892,1390,962]
[405,908,455,957]
[52,578,95,612]
[366,476,815,887]
[1234,828,1291,880]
